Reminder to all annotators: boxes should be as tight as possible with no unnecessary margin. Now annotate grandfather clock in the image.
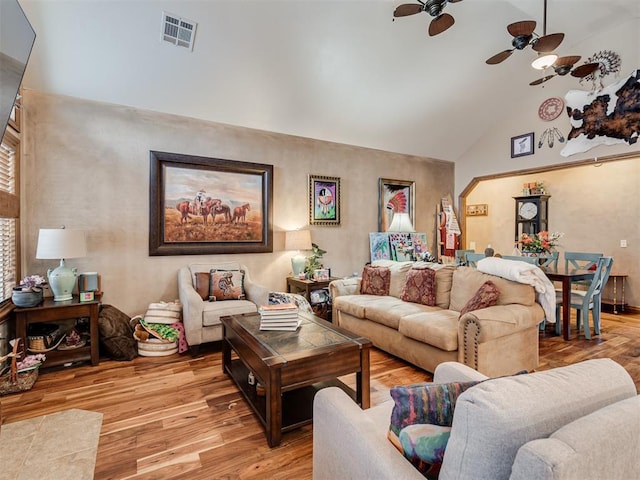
[514,195,550,241]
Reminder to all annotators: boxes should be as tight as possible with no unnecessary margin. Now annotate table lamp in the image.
[388,212,415,232]
[285,230,312,277]
[36,227,87,301]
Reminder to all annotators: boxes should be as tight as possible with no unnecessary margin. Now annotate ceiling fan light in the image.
[532,53,558,70]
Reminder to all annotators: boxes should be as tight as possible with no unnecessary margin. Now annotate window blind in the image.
[0,138,18,300]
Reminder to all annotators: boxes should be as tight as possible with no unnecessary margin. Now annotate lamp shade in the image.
[388,213,415,232]
[285,230,312,251]
[531,53,558,70]
[36,228,87,259]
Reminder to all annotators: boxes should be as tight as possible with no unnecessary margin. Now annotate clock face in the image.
[519,202,538,220]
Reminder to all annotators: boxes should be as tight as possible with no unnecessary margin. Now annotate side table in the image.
[286,276,340,321]
[13,296,101,368]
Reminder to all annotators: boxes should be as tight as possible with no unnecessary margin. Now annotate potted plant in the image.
[12,274,47,308]
[304,243,326,279]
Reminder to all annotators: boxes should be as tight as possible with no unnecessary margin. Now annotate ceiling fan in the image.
[529,56,600,86]
[485,0,564,65]
[393,0,463,37]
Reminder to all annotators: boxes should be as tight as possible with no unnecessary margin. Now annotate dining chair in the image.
[455,249,475,266]
[555,256,613,339]
[501,255,539,265]
[539,251,559,268]
[564,251,603,290]
[464,252,486,268]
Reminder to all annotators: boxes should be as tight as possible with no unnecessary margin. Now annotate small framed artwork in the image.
[511,132,535,158]
[466,204,488,216]
[309,175,341,226]
[378,178,415,232]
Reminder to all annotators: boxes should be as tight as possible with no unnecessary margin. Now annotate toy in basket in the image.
[130,315,179,356]
[0,338,45,395]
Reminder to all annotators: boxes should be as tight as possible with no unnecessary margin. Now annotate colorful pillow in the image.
[209,269,246,301]
[360,265,391,296]
[401,267,436,306]
[194,272,210,300]
[397,424,452,479]
[459,280,500,316]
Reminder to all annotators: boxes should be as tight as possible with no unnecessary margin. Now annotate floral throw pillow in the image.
[209,269,246,301]
[401,267,436,306]
[459,280,500,316]
[360,265,391,296]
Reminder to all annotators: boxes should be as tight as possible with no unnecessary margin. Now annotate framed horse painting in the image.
[149,151,273,255]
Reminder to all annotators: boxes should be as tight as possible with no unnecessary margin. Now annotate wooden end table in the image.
[222,311,371,447]
[286,276,339,321]
[13,295,101,368]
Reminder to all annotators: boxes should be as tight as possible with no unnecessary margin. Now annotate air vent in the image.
[161,11,197,51]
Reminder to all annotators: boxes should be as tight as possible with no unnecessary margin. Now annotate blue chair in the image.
[501,255,539,265]
[555,256,613,339]
[455,249,475,266]
[464,252,486,268]
[539,251,559,268]
[564,251,603,289]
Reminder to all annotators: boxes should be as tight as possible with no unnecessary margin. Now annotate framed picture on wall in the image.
[511,132,535,158]
[378,178,415,232]
[309,175,341,226]
[148,151,273,255]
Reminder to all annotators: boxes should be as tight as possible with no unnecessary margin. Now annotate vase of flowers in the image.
[518,231,563,257]
[12,274,47,308]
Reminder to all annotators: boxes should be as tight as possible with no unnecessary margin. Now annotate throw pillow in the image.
[397,424,452,479]
[401,267,436,306]
[194,272,210,301]
[458,280,500,316]
[209,269,246,301]
[360,265,391,296]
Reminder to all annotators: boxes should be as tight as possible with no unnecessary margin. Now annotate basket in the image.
[27,323,65,352]
[0,339,39,395]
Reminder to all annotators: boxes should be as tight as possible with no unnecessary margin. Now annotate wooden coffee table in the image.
[222,311,371,447]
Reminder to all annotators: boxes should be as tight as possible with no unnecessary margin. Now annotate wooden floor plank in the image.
[1,310,638,479]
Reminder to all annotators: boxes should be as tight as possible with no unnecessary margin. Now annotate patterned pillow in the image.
[360,265,391,296]
[459,280,500,316]
[209,269,246,301]
[194,272,210,301]
[401,267,436,306]
[397,424,452,479]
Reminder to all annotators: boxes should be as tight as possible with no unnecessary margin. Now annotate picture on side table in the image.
[378,178,415,232]
[149,151,273,255]
[309,175,341,226]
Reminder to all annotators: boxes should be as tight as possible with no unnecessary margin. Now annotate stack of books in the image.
[258,302,301,331]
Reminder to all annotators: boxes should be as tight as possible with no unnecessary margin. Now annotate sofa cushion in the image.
[366,296,431,330]
[209,269,246,301]
[398,310,459,351]
[414,262,456,309]
[401,267,436,306]
[459,280,500,316]
[397,424,452,479]
[372,260,414,298]
[194,272,210,300]
[202,300,257,326]
[361,265,391,296]
[449,267,535,312]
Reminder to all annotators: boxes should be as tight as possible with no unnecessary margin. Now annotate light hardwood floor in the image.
[1,311,639,479]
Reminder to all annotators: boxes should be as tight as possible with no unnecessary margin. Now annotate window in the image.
[0,127,20,303]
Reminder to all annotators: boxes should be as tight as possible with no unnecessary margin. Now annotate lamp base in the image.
[291,254,307,277]
[47,259,78,302]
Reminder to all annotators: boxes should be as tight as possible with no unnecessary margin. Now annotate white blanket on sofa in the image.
[478,257,556,323]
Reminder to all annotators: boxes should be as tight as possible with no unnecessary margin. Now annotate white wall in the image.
[21,90,453,316]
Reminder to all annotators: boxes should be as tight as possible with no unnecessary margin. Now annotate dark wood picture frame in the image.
[511,132,535,158]
[309,174,341,226]
[149,151,273,256]
[378,178,415,232]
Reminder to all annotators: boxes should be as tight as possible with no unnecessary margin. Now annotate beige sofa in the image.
[313,359,640,480]
[330,260,545,376]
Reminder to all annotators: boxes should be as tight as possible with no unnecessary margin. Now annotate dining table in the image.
[542,266,595,340]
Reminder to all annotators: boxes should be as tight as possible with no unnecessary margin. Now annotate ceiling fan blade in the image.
[532,32,564,52]
[486,49,513,65]
[554,55,581,68]
[571,62,600,78]
[529,75,555,86]
[429,13,454,36]
[393,3,423,17]
[507,20,536,37]
[448,0,463,2]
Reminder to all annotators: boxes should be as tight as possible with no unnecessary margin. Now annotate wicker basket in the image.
[27,323,64,352]
[0,339,39,396]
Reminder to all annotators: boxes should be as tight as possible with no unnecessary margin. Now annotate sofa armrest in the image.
[458,303,543,343]
[178,266,206,346]
[313,387,422,480]
[243,273,269,307]
[329,278,361,299]
[434,362,488,384]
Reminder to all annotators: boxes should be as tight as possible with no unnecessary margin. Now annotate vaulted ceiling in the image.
[19,0,640,162]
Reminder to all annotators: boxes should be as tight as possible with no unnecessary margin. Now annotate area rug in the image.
[0,409,102,480]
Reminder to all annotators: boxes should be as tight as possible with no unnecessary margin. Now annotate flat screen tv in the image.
[0,0,35,136]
